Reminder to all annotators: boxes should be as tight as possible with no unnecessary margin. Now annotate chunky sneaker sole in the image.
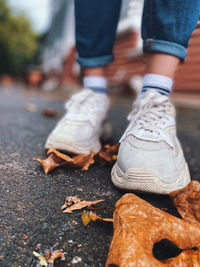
[111,160,191,194]
[45,136,101,155]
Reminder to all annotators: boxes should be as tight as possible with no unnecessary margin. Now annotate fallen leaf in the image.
[81,211,113,226]
[72,153,95,171]
[162,250,200,266]
[81,211,91,226]
[35,153,67,174]
[41,108,60,118]
[48,249,66,264]
[23,103,37,112]
[63,199,104,213]
[106,193,200,267]
[170,181,200,225]
[61,196,81,210]
[36,144,118,174]
[33,251,48,267]
[96,144,119,165]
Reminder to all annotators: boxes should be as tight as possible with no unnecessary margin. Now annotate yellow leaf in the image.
[81,211,113,226]
[33,251,48,267]
[89,212,100,222]
[81,211,91,226]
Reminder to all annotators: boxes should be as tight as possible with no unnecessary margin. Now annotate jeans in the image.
[74,0,200,67]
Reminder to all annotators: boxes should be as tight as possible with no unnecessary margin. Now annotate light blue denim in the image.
[74,0,200,66]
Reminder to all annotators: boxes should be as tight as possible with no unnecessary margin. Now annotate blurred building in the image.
[41,0,200,93]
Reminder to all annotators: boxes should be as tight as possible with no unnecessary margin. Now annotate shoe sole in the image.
[111,161,191,194]
[45,137,101,155]
[45,120,112,155]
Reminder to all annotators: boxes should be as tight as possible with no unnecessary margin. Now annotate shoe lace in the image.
[65,90,100,114]
[62,90,107,126]
[120,93,175,147]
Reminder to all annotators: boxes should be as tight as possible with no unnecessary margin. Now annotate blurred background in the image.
[0,0,200,105]
[0,2,199,265]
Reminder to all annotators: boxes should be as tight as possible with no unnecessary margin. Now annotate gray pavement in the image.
[0,85,200,266]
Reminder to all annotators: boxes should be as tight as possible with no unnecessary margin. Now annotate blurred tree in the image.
[0,0,38,76]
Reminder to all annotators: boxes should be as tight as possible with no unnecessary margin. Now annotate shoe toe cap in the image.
[117,136,180,180]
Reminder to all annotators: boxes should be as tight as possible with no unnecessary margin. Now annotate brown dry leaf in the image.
[46,146,74,162]
[81,211,113,226]
[106,193,200,267]
[61,196,81,210]
[47,145,95,170]
[41,108,60,118]
[36,143,118,174]
[162,250,200,266]
[72,152,95,171]
[170,181,200,225]
[48,249,66,264]
[63,199,104,213]
[35,153,67,174]
[36,145,95,173]
[96,143,119,165]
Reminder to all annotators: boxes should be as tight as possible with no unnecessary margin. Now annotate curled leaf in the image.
[81,211,113,226]
[61,196,81,210]
[81,211,91,226]
[106,193,200,267]
[96,144,119,165]
[170,180,200,225]
[35,144,119,174]
[35,153,67,174]
[35,145,95,173]
[48,249,66,264]
[72,153,95,171]
[63,199,104,213]
[33,251,48,267]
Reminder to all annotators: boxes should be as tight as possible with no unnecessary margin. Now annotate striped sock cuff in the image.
[83,76,107,95]
[141,74,173,96]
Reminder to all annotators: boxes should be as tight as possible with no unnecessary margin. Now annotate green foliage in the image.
[0,0,38,76]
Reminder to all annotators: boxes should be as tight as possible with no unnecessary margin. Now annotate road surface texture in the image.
[0,85,200,266]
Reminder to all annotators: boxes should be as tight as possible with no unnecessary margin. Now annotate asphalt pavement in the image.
[0,85,200,266]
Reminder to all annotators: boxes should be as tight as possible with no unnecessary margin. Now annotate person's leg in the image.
[75,0,121,95]
[112,0,200,194]
[46,0,122,154]
[139,0,200,98]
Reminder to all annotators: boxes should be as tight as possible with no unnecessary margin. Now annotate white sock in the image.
[140,74,173,97]
[83,76,108,95]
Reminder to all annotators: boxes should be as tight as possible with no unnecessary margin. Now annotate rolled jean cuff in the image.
[76,54,114,67]
[143,39,187,62]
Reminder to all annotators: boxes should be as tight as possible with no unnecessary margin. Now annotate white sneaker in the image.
[111,90,190,194]
[45,89,109,155]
